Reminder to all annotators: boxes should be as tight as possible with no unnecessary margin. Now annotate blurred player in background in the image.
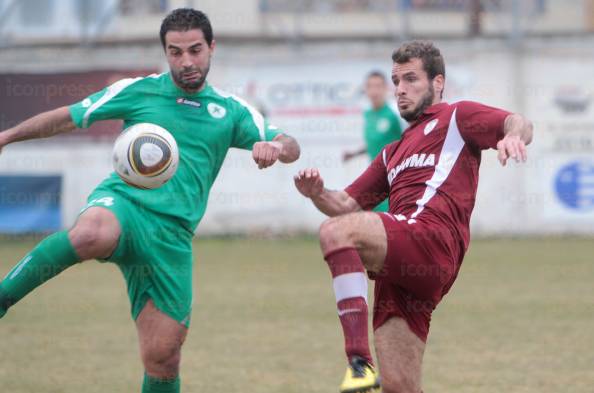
[343,71,404,212]
[0,8,299,393]
[295,41,532,393]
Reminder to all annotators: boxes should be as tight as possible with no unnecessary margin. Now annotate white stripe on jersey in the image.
[211,86,266,141]
[7,255,33,280]
[410,108,465,220]
[382,148,387,166]
[82,76,147,128]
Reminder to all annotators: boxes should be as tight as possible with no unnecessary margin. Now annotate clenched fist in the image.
[252,141,282,169]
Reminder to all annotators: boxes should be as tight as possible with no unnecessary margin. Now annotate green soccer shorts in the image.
[80,188,194,327]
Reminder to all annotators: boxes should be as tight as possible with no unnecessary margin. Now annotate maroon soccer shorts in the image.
[371,212,464,342]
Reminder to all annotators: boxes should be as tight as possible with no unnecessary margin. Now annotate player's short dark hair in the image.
[159,8,213,49]
[366,70,387,83]
[392,41,445,80]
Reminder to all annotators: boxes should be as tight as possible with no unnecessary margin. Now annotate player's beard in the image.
[172,61,210,92]
[400,85,435,122]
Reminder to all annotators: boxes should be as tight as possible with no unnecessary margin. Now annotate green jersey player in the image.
[0,9,300,393]
[343,71,404,212]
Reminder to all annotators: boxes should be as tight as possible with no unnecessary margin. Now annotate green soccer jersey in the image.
[363,102,403,159]
[69,72,281,232]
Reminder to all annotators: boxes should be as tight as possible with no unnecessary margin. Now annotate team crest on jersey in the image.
[207,103,226,119]
[176,98,201,108]
[424,119,439,135]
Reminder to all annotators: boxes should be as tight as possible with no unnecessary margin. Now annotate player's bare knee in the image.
[319,217,354,253]
[143,344,181,377]
[69,210,119,260]
[68,226,99,260]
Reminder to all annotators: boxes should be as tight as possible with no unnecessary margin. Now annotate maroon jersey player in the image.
[294,41,533,393]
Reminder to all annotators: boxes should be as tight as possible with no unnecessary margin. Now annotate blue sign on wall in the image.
[0,175,62,233]
[554,162,594,211]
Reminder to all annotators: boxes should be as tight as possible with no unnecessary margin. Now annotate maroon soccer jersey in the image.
[345,101,510,251]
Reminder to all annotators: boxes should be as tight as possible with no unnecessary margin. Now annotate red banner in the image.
[0,69,157,141]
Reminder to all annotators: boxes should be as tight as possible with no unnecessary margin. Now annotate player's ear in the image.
[209,39,216,53]
[432,74,445,98]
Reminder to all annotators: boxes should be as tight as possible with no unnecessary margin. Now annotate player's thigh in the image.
[355,213,388,273]
[374,317,425,393]
[319,212,387,273]
[136,299,188,362]
[121,219,194,328]
[378,214,458,301]
[69,206,121,260]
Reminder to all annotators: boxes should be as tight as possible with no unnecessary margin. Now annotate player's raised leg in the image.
[374,317,425,393]
[319,212,387,393]
[0,207,120,318]
[137,299,187,393]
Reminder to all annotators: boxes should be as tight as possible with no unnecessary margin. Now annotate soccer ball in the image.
[112,123,179,189]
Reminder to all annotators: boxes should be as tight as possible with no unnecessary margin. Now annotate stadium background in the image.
[0,0,593,235]
[0,1,593,393]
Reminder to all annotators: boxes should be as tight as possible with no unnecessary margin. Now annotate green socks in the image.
[0,231,81,316]
[142,374,180,393]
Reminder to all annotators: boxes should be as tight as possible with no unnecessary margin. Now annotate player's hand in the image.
[0,133,7,155]
[496,134,527,166]
[252,141,282,169]
[294,168,324,198]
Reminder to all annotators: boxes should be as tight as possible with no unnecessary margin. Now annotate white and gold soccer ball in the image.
[112,123,179,189]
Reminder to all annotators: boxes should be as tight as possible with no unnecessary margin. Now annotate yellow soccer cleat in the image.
[339,356,381,393]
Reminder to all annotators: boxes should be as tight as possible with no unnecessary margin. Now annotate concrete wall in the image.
[1,39,593,235]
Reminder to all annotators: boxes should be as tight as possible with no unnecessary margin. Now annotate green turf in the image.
[0,237,592,392]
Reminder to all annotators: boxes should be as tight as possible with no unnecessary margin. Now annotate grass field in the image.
[0,237,592,393]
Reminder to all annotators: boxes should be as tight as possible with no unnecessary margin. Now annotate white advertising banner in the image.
[521,54,594,233]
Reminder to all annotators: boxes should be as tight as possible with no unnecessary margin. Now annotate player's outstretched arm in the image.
[497,113,533,166]
[294,168,361,217]
[0,106,76,152]
[252,134,300,169]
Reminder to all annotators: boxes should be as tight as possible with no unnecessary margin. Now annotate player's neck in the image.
[371,101,386,111]
[169,74,208,95]
[431,98,443,107]
[179,82,207,95]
